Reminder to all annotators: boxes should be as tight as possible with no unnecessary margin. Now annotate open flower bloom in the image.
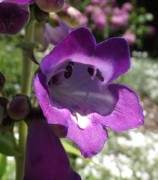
[0,0,34,34]
[24,119,81,179]
[34,27,144,158]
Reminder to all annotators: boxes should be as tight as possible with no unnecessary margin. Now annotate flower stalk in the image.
[15,8,35,180]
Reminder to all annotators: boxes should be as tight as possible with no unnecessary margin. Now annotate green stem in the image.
[15,11,35,180]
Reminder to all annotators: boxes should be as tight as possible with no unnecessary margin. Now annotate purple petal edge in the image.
[40,27,96,75]
[94,84,144,132]
[33,73,70,127]
[94,37,130,82]
[67,120,108,158]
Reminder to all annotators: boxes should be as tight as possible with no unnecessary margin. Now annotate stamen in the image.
[87,67,94,76]
[96,69,104,82]
[64,63,73,79]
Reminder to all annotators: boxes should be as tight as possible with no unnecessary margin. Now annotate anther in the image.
[64,63,73,79]
[87,67,94,76]
[96,69,104,82]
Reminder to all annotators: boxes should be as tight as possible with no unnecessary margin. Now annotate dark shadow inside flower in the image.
[47,60,118,117]
[50,124,68,137]
[0,3,29,34]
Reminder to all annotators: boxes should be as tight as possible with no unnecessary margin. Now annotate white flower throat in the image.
[48,60,115,117]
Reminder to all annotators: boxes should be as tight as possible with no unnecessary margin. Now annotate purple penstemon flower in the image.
[34,27,144,158]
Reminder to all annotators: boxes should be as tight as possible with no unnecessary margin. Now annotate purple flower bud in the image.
[0,72,5,91]
[8,94,31,120]
[24,120,81,179]
[0,3,29,35]
[60,5,87,28]
[36,0,64,13]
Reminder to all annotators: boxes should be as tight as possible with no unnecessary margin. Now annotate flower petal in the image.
[33,73,71,127]
[0,3,29,34]
[94,37,130,82]
[67,118,108,158]
[93,84,144,132]
[40,27,96,75]
[24,120,81,180]
[0,0,35,4]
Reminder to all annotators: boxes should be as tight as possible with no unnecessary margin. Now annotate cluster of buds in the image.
[0,94,31,132]
[0,73,31,131]
[0,0,65,35]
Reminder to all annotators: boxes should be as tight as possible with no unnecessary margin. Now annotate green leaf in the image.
[0,132,18,156]
[61,140,82,158]
[61,140,102,169]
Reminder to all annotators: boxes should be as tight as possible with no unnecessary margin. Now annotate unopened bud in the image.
[8,95,31,120]
[0,3,29,35]
[0,72,5,91]
[59,5,87,28]
[36,0,64,13]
